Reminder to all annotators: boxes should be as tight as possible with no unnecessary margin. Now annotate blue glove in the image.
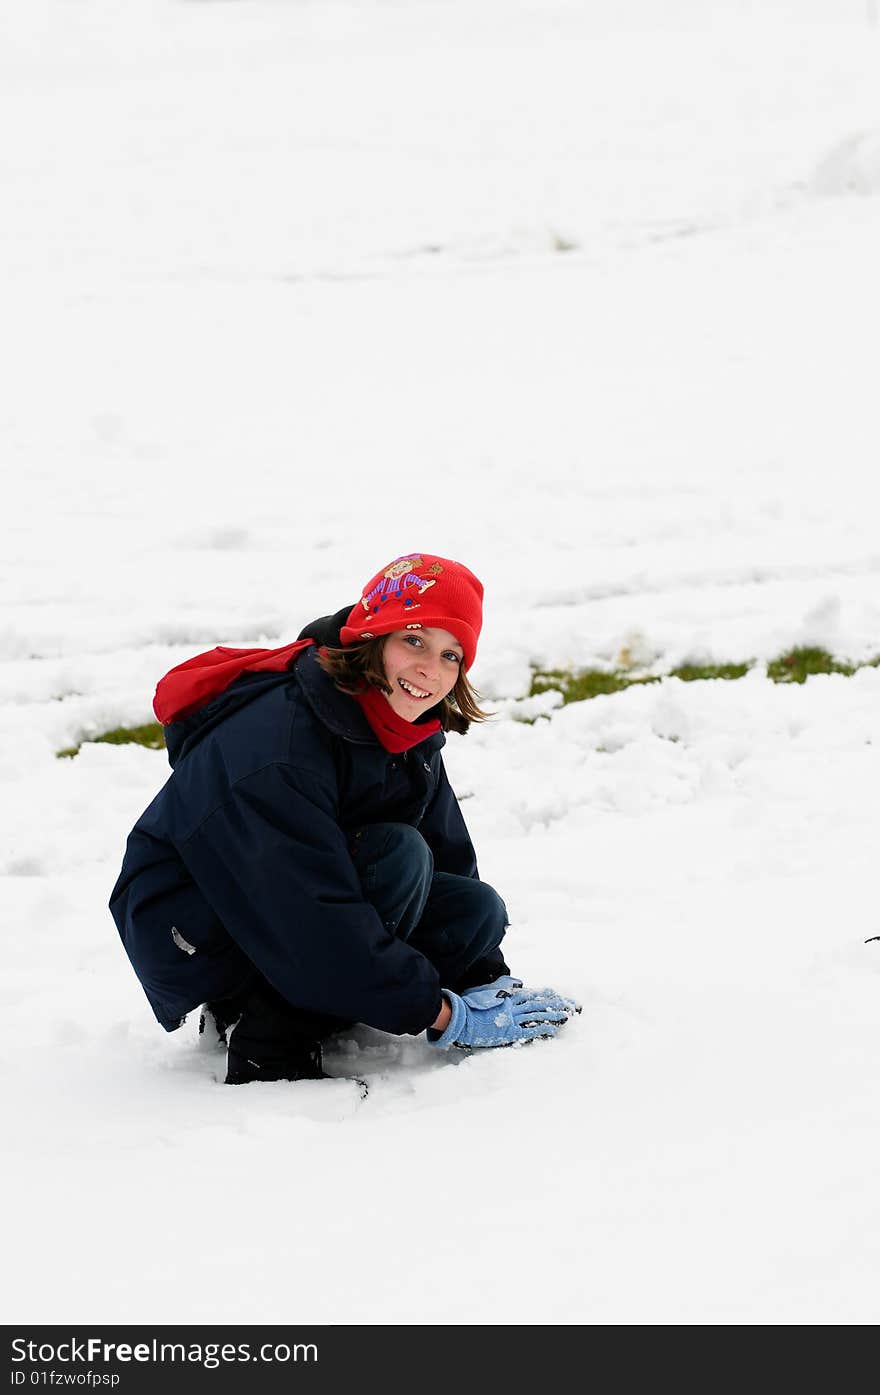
[427,977,577,1050]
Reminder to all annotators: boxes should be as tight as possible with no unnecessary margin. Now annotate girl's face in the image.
[381,627,464,720]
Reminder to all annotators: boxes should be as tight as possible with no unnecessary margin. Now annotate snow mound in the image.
[812,129,880,197]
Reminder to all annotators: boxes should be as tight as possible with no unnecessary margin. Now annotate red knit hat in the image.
[339,553,484,671]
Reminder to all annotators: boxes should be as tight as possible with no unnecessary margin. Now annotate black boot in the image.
[226,1034,326,1085]
[224,983,328,1085]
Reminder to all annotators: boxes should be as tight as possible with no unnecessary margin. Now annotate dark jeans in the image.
[220,822,509,1054]
[349,822,509,994]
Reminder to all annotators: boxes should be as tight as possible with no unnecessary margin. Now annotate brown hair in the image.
[316,636,491,735]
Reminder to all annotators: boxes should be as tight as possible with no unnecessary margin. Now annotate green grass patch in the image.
[529,647,880,709]
[58,721,166,759]
[529,668,660,704]
[528,661,748,705]
[668,661,751,683]
[765,646,856,684]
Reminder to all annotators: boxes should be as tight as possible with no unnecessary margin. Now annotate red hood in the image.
[153,639,314,725]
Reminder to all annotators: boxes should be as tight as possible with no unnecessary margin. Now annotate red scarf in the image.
[153,639,314,724]
[354,683,441,753]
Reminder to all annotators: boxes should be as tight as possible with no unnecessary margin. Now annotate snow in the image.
[3,0,880,1325]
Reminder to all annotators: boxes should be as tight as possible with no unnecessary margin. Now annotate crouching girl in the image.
[110,552,577,1084]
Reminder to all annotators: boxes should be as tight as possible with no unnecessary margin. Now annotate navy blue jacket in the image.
[109,635,479,1036]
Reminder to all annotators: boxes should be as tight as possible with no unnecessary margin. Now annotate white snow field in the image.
[3,0,880,1325]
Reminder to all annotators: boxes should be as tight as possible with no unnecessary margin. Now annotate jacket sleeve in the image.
[417,758,479,880]
[177,761,443,1035]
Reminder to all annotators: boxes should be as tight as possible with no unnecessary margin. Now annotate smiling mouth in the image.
[398,678,432,700]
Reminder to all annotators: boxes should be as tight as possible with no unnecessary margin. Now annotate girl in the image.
[110,552,577,1084]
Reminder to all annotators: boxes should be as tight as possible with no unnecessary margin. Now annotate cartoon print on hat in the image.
[360,556,445,616]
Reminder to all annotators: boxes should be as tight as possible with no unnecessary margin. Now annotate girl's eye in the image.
[402,635,460,663]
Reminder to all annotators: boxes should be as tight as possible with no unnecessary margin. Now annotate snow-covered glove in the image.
[427,979,575,1050]
[488,975,581,1019]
